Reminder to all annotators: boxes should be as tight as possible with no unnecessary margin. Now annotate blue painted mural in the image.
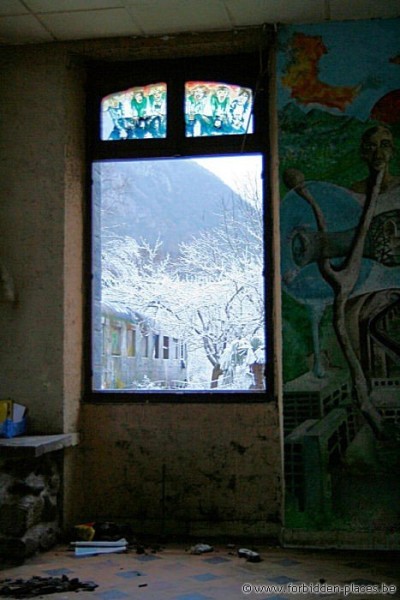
[278,18,400,538]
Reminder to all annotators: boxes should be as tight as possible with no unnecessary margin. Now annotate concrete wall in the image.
[80,402,281,539]
[0,45,84,434]
[0,31,283,539]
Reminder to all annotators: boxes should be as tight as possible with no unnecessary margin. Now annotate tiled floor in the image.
[0,542,399,599]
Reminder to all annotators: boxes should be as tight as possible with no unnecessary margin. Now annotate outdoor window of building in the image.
[88,51,271,400]
[110,324,122,356]
[153,334,160,359]
[127,327,136,357]
[142,334,149,358]
[163,336,170,360]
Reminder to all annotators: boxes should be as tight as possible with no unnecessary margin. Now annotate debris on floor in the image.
[189,543,214,554]
[71,538,128,557]
[0,575,98,597]
[237,547,261,562]
[69,521,137,557]
[73,523,96,541]
[72,521,134,543]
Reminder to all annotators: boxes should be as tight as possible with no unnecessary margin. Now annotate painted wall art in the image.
[278,18,400,539]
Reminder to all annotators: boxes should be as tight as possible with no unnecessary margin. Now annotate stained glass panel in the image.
[185,82,253,137]
[101,83,167,140]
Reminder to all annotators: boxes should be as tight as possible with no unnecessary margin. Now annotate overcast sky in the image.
[193,154,263,199]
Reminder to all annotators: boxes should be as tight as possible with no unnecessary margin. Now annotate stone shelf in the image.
[0,433,79,457]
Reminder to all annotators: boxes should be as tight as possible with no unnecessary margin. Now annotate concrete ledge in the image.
[0,434,79,458]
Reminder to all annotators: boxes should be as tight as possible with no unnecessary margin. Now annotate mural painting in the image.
[278,19,400,538]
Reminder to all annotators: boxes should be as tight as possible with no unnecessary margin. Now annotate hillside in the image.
[92,158,247,256]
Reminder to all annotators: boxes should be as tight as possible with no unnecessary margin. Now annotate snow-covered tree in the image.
[175,191,265,387]
[100,177,265,389]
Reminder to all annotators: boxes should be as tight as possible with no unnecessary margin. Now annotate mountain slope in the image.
[93,158,247,255]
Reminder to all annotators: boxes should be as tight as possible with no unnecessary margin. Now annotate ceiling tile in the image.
[126,0,231,35]
[23,0,124,12]
[329,0,400,21]
[0,0,395,46]
[225,0,326,25]
[0,1,29,16]
[39,8,141,40]
[0,14,53,43]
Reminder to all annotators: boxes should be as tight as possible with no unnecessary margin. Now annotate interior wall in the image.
[278,17,400,548]
[3,16,398,545]
[0,45,81,434]
[0,30,283,539]
[79,402,281,539]
[1,14,399,546]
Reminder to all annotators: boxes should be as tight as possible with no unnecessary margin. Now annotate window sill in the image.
[0,433,79,458]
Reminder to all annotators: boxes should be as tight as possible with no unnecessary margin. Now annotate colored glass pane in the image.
[101,83,167,140]
[185,82,253,137]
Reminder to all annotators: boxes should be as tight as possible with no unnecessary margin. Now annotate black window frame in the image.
[86,50,274,404]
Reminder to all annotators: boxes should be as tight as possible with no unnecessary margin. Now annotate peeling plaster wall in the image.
[0,47,84,436]
[0,45,85,530]
[79,402,282,539]
[0,46,79,433]
[0,32,282,538]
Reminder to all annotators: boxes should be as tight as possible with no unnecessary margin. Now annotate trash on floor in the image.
[92,521,134,542]
[0,574,98,597]
[73,523,96,541]
[71,538,128,557]
[72,521,134,543]
[189,543,214,554]
[237,547,261,562]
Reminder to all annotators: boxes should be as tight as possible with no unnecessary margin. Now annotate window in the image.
[142,334,149,358]
[127,327,136,357]
[185,82,253,137]
[101,317,106,354]
[173,338,179,360]
[163,336,170,360]
[88,52,271,400]
[153,334,160,359]
[110,323,121,356]
[101,83,167,140]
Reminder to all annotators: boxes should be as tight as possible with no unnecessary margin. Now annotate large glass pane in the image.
[92,155,266,392]
[101,83,167,140]
[185,82,253,137]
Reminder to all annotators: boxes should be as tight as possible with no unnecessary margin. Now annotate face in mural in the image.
[352,125,400,195]
[360,126,394,173]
